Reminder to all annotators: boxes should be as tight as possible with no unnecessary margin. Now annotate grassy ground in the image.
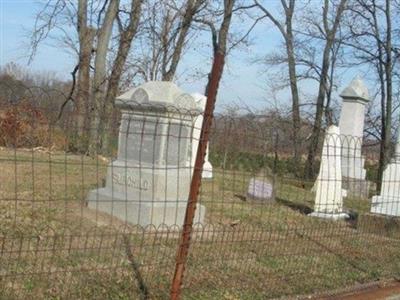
[0,148,399,299]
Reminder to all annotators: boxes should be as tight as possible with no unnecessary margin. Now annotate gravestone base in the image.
[87,188,206,228]
[371,196,400,217]
[311,181,348,198]
[309,211,349,220]
[370,161,400,217]
[342,178,370,199]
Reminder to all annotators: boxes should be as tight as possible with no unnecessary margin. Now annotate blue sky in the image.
[1,0,361,112]
[1,1,77,75]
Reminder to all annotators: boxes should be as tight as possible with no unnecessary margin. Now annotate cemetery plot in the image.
[1,80,400,299]
[1,147,400,299]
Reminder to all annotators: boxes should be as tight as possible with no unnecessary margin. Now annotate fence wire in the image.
[0,84,399,299]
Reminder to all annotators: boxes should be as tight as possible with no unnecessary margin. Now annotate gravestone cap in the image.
[340,76,369,103]
[326,124,340,136]
[116,81,198,112]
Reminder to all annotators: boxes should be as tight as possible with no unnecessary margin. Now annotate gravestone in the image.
[202,145,213,179]
[310,125,349,220]
[247,178,274,201]
[371,129,400,217]
[87,81,206,228]
[338,76,370,197]
[191,93,213,179]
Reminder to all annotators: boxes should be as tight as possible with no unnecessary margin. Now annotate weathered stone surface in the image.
[371,130,400,217]
[340,76,369,102]
[247,178,274,201]
[339,76,369,182]
[116,81,198,111]
[342,178,371,199]
[310,125,348,220]
[87,81,206,228]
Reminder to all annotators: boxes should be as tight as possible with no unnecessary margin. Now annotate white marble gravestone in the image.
[371,130,400,216]
[310,126,349,220]
[87,81,206,228]
[191,93,213,179]
[202,145,213,179]
[339,77,369,181]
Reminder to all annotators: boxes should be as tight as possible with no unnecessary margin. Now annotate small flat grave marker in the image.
[247,178,274,201]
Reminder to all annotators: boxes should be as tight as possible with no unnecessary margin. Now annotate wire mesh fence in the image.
[0,84,400,299]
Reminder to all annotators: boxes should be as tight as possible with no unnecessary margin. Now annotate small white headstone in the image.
[202,157,213,179]
[371,129,400,216]
[191,93,213,179]
[310,125,349,220]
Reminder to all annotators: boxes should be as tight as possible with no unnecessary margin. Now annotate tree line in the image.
[2,0,399,187]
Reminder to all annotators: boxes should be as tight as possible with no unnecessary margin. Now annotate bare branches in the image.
[57,64,79,120]
[228,15,266,52]
[217,0,234,54]
[29,0,67,63]
[194,17,218,52]
[253,0,286,38]
[163,0,205,81]
[126,0,205,82]
[252,0,303,168]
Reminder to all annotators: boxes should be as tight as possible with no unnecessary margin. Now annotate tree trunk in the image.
[75,0,95,152]
[324,43,339,125]
[100,0,143,153]
[89,0,119,155]
[162,0,202,81]
[284,2,301,175]
[377,0,393,191]
[304,0,347,179]
[254,0,302,175]
[304,38,332,178]
[384,0,392,164]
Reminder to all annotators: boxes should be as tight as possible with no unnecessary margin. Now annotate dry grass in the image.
[0,148,400,299]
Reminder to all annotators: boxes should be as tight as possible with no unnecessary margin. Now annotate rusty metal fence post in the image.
[170,52,225,300]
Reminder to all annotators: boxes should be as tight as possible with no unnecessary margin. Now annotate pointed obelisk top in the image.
[340,76,369,104]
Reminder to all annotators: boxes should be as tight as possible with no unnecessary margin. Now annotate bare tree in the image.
[91,0,143,154]
[29,0,144,153]
[76,0,96,141]
[303,0,348,179]
[125,0,206,83]
[162,0,206,81]
[89,0,120,152]
[345,0,398,190]
[253,0,302,174]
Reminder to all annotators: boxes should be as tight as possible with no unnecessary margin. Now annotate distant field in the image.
[0,148,399,299]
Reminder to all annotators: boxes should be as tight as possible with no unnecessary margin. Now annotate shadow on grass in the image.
[234,194,247,201]
[276,197,313,215]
